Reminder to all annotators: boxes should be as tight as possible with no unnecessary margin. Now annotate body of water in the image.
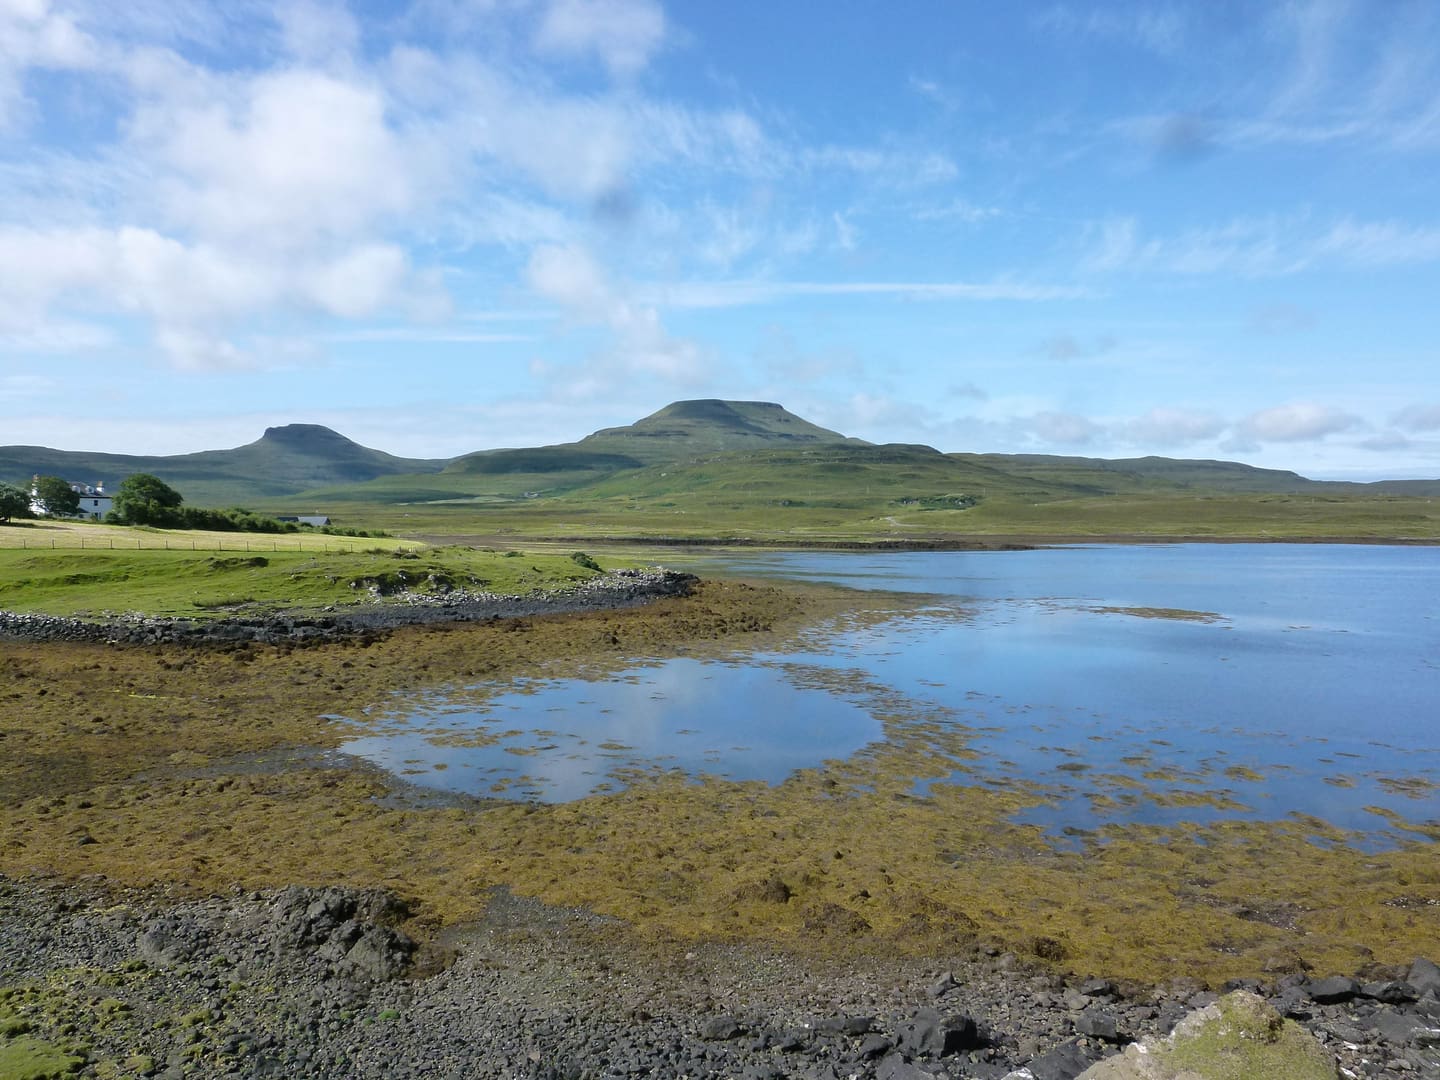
[340,544,1440,840]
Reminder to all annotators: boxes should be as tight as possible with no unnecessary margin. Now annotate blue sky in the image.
[2,0,1438,479]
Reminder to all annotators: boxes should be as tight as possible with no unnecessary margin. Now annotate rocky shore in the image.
[2,874,1437,1079]
[0,568,696,647]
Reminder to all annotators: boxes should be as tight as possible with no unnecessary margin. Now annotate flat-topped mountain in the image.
[584,399,863,457]
[445,399,863,476]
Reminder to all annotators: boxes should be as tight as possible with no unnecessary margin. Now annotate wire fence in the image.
[1,533,376,553]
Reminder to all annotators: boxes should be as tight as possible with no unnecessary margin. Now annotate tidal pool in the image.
[341,544,1440,843]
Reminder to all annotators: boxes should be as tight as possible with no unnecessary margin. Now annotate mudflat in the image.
[2,577,1439,1077]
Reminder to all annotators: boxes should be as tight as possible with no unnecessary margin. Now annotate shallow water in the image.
[341,544,1440,841]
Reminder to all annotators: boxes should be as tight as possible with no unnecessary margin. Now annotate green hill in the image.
[7,401,1440,540]
[0,424,446,506]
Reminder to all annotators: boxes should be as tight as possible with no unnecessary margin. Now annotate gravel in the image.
[2,875,1437,1079]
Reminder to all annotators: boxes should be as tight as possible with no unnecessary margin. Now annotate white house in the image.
[30,477,114,520]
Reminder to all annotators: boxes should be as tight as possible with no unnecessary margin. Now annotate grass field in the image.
[0,522,631,617]
[0,519,415,553]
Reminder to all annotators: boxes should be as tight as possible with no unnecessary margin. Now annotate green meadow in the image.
[0,524,625,618]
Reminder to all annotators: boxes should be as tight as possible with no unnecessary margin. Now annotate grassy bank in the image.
[0,523,636,618]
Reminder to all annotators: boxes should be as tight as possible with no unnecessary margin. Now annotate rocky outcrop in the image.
[0,568,696,647]
[1076,991,1337,1079]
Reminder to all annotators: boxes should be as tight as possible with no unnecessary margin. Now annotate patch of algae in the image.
[1090,606,1226,623]
[3,579,1438,987]
[0,1037,82,1080]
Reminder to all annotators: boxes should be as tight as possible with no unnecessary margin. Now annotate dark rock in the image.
[856,1033,893,1060]
[343,925,415,982]
[1075,1007,1122,1043]
[1360,979,1419,1004]
[1271,987,1313,1020]
[1027,1038,1094,1080]
[1370,1010,1436,1047]
[1409,957,1440,998]
[876,1053,939,1080]
[1079,978,1118,1001]
[928,971,957,999]
[137,915,210,968]
[895,1007,984,1057]
[814,1015,873,1036]
[698,1016,743,1041]
[1307,975,1360,1004]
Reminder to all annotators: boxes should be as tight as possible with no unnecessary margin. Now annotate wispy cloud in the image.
[642,279,1093,309]
[1084,215,1440,277]
[1032,5,1189,56]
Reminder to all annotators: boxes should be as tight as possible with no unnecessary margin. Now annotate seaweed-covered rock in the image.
[1077,991,1338,1080]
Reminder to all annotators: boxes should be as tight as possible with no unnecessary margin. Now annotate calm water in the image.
[341,545,1440,839]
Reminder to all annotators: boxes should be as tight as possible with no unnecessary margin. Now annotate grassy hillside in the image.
[445,399,860,478]
[0,424,446,505]
[8,400,1439,542]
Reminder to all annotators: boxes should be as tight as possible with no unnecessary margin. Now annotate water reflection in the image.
[341,658,883,802]
[340,545,1440,843]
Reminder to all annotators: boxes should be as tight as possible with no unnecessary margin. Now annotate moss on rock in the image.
[1080,991,1337,1080]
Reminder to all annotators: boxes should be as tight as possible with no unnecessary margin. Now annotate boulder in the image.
[1076,991,1338,1080]
[1409,957,1440,998]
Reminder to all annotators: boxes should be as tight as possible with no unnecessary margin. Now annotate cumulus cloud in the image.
[1236,402,1360,442]
[533,0,666,78]
[133,69,417,246]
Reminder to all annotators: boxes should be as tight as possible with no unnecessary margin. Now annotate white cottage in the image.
[30,477,114,520]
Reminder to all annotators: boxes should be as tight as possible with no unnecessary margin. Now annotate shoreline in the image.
[3,575,1438,1077]
[3,874,1437,1079]
[0,567,698,647]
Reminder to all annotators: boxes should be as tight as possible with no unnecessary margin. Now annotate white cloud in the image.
[526,243,705,382]
[134,69,417,246]
[533,0,666,79]
[0,0,100,129]
[1029,411,1102,446]
[1393,403,1440,432]
[1033,5,1188,55]
[1122,407,1226,447]
[274,0,361,66]
[1236,402,1360,442]
[1085,214,1440,277]
[641,279,1091,309]
[1314,220,1440,267]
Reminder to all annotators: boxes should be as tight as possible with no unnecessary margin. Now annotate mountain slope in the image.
[0,425,446,505]
[445,399,862,477]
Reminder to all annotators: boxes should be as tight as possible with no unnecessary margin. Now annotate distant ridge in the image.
[5,401,1440,509]
[0,424,447,505]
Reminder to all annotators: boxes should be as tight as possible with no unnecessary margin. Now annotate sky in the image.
[2,0,1439,479]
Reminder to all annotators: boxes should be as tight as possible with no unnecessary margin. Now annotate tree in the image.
[33,475,80,517]
[0,482,29,523]
[112,473,184,526]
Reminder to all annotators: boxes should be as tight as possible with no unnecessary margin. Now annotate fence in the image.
[2,534,371,553]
